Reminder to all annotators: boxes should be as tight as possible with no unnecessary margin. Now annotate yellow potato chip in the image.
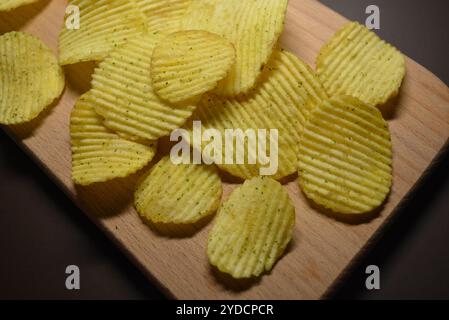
[0,32,65,125]
[298,96,393,214]
[0,0,38,11]
[208,177,295,279]
[134,156,222,224]
[71,92,157,186]
[185,49,327,180]
[317,22,406,106]
[89,34,196,141]
[151,30,236,104]
[181,0,288,96]
[59,0,147,65]
[135,0,191,36]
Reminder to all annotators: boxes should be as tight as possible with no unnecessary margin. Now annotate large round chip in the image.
[208,177,295,279]
[71,92,157,186]
[134,156,222,224]
[0,32,65,125]
[151,30,236,104]
[298,96,393,214]
[317,22,406,106]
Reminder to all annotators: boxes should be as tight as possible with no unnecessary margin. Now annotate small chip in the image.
[134,156,222,224]
[208,177,295,279]
[317,22,406,106]
[151,30,236,103]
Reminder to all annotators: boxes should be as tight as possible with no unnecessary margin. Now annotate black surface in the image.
[1,0,449,300]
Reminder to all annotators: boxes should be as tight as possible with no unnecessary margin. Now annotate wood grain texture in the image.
[1,0,449,299]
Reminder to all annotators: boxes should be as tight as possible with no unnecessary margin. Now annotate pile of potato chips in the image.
[0,0,405,280]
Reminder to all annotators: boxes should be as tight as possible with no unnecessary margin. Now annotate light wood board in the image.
[1,0,449,299]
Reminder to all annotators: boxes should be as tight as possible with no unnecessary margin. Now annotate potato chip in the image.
[181,0,288,96]
[135,0,191,36]
[71,92,157,186]
[0,32,65,125]
[298,96,393,214]
[59,0,147,65]
[151,30,236,104]
[184,49,327,180]
[0,0,38,11]
[208,177,295,279]
[134,156,222,224]
[89,34,196,141]
[317,22,406,106]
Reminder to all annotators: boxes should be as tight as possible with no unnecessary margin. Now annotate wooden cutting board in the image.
[1,0,449,300]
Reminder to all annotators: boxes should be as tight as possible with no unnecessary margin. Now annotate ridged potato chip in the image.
[151,30,236,104]
[59,0,147,65]
[0,32,65,125]
[298,96,393,214]
[181,0,288,96]
[71,92,157,186]
[90,34,196,141]
[317,22,406,106]
[208,177,295,279]
[185,49,327,180]
[135,0,191,36]
[134,156,222,224]
[0,0,38,11]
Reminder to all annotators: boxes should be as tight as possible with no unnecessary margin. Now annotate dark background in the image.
[1,0,448,300]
